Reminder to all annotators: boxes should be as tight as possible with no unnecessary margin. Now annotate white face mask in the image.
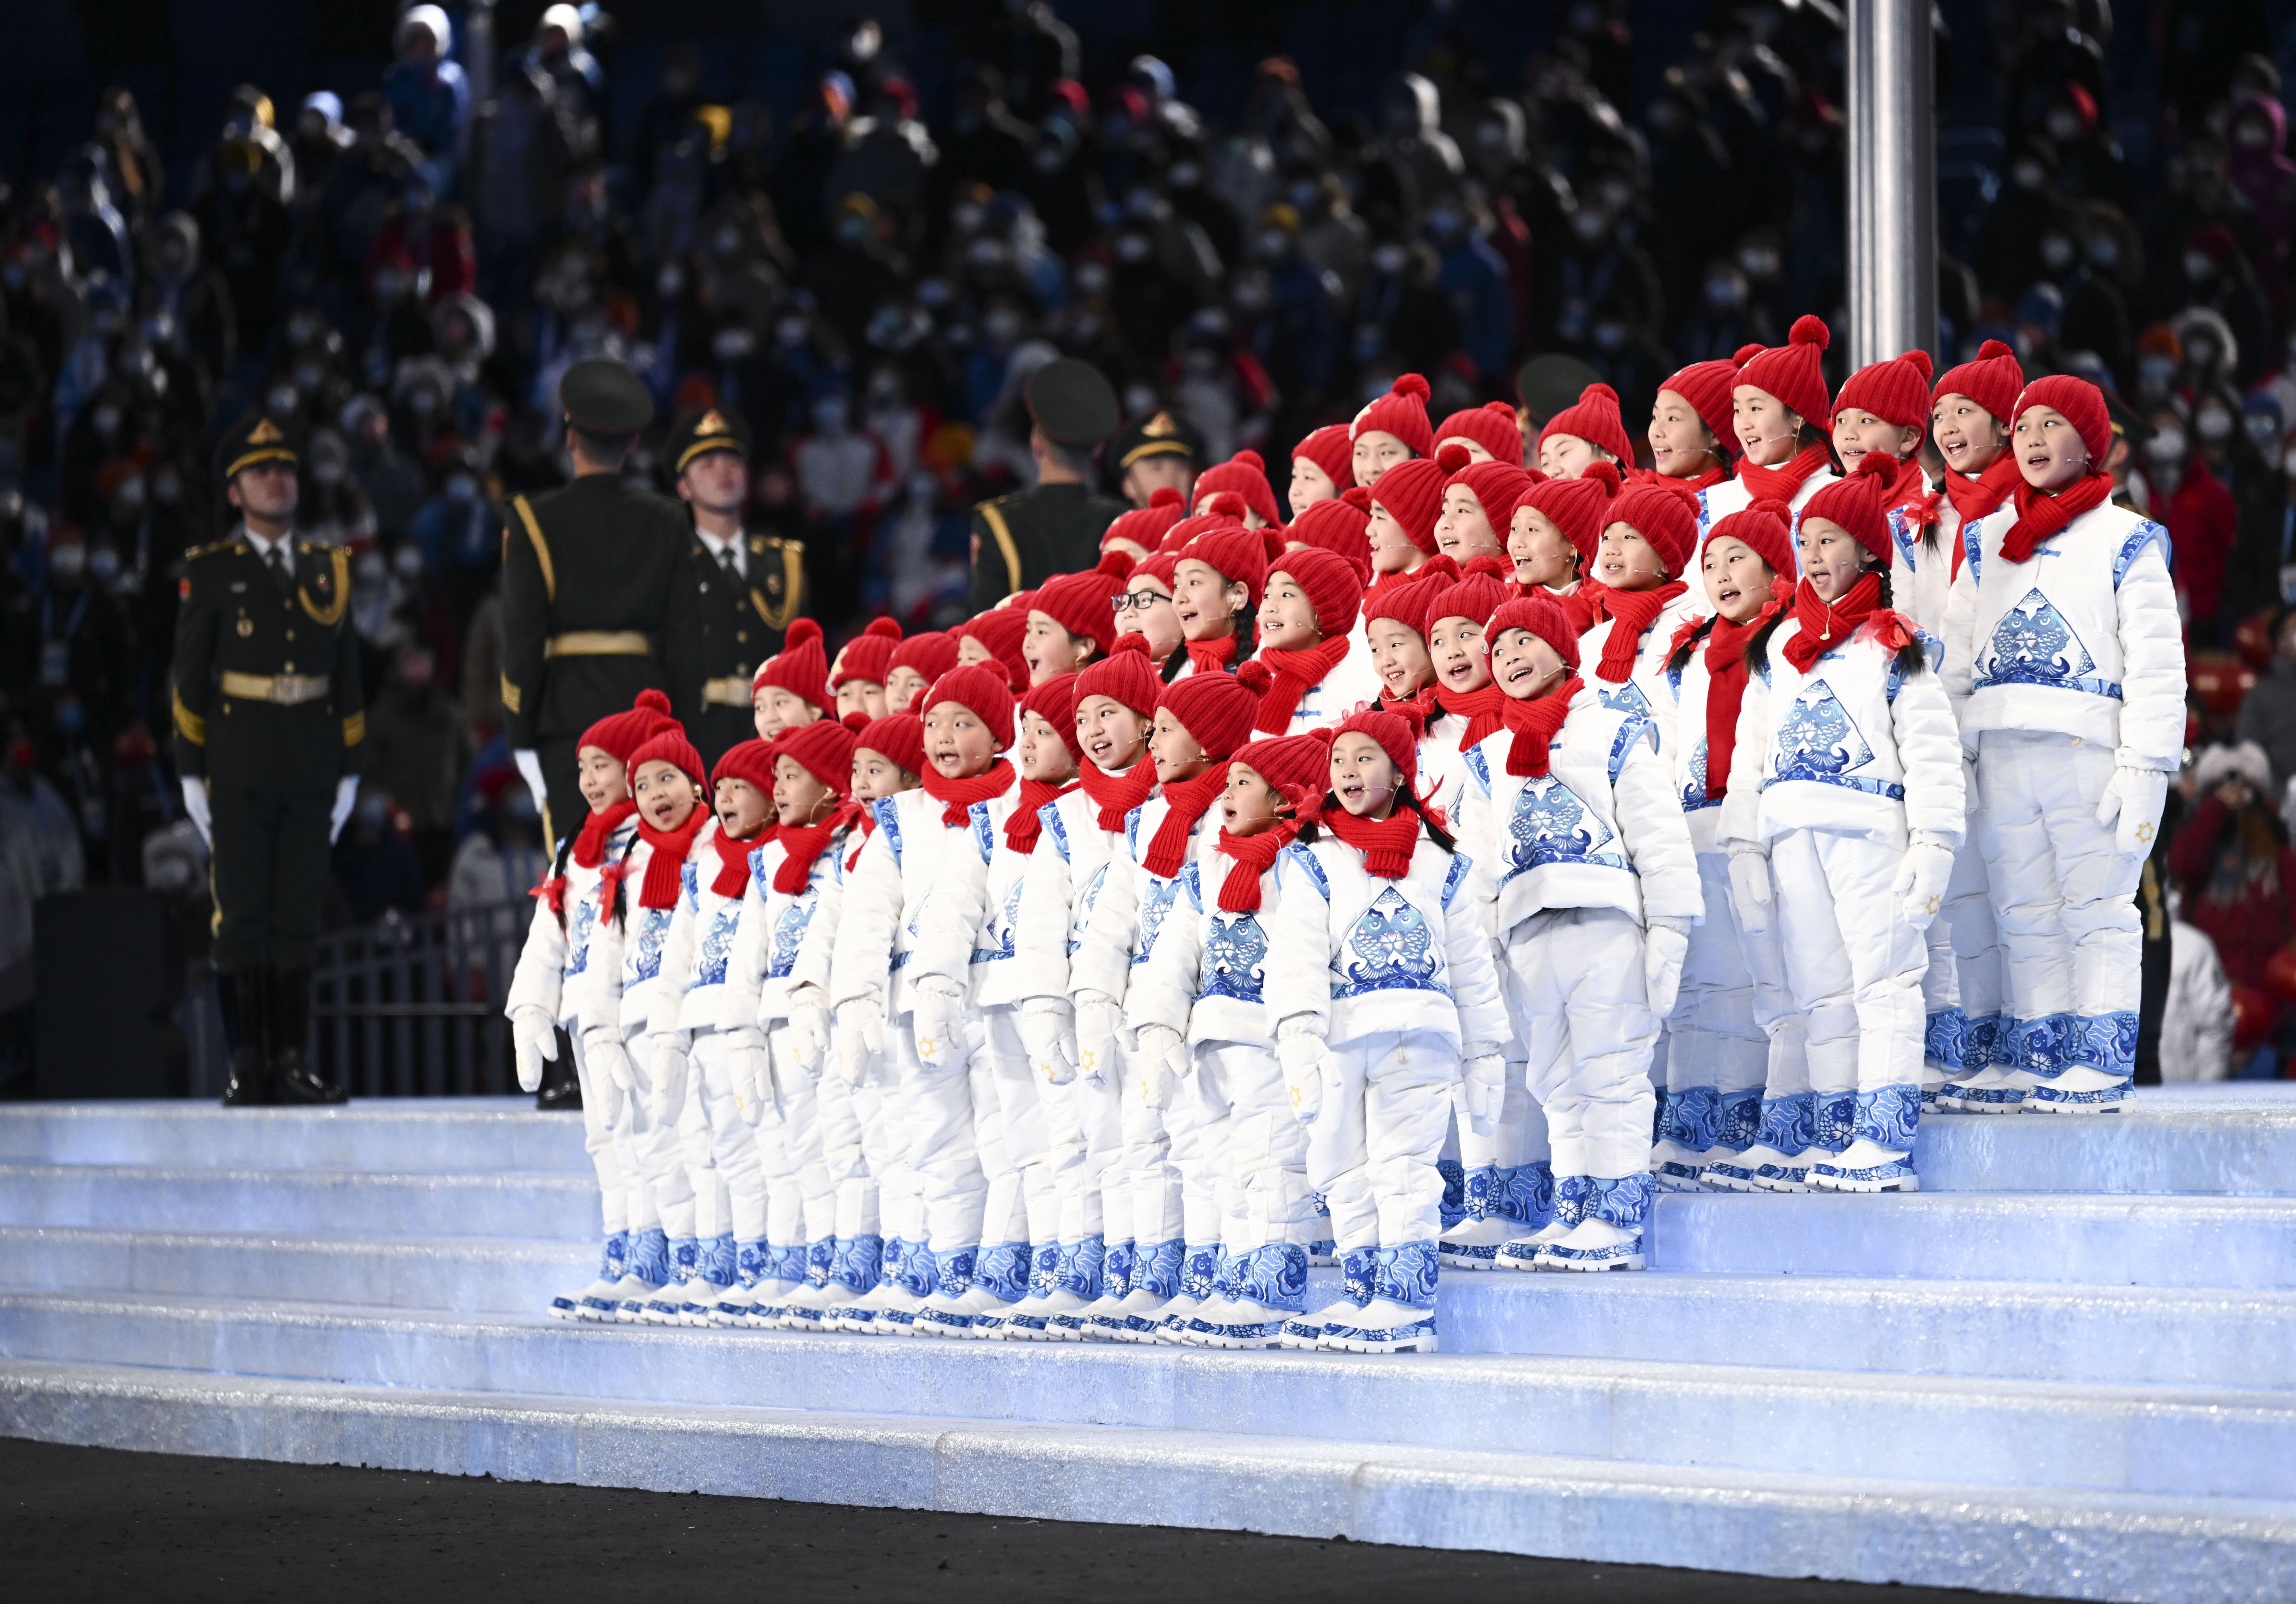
[2146,428,2187,463]
[2197,408,2235,443]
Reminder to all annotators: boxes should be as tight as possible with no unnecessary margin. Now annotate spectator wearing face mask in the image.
[2144,398,2239,646]
[2169,742,2296,1006]
[2165,232,2272,389]
[2235,606,2296,796]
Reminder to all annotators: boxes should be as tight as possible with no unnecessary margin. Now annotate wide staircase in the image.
[3,1089,2293,1601]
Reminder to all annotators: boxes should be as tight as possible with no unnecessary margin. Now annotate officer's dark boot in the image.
[221,968,271,1107]
[536,1033,584,1112]
[268,967,347,1105]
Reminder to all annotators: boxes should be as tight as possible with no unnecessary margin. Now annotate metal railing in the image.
[312,903,529,1096]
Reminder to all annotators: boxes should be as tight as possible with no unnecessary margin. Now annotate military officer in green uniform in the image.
[661,405,806,769]
[1108,405,1205,508]
[500,358,688,852]
[173,416,365,1106]
[966,357,1128,610]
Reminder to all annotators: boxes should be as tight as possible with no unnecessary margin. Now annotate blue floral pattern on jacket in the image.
[1202,913,1269,1002]
[1339,886,1446,996]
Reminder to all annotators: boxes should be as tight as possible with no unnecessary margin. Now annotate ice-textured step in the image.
[4,1355,2289,1604]
[11,1223,2293,1390]
[1914,1098,2296,1196]
[0,1164,598,1240]
[1649,1189,2296,1288]
[5,1288,2293,1501]
[0,1099,589,1173]
[0,1226,595,1315]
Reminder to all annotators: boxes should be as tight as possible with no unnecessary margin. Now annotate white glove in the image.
[1275,1020,1326,1125]
[1962,753,1982,817]
[910,975,965,1070]
[180,776,213,846]
[510,1004,557,1093]
[1455,1052,1505,1137]
[580,1026,633,1093]
[835,997,884,1085]
[1017,996,1079,1085]
[514,748,550,819]
[1643,918,1690,1020]
[649,1034,690,1127]
[2096,765,2170,858]
[725,1027,771,1114]
[783,983,829,1076]
[329,775,359,843]
[1728,846,1773,935]
[1893,832,1957,928]
[1135,1022,1185,1109]
[1075,990,1122,1086]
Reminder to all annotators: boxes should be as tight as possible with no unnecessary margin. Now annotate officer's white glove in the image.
[1074,990,1122,1086]
[1017,996,1079,1085]
[1275,1017,1327,1125]
[1455,1052,1506,1137]
[180,776,213,846]
[514,748,550,820]
[2095,764,2170,858]
[783,983,830,1075]
[649,1034,690,1127]
[580,1026,633,1093]
[510,1005,557,1093]
[329,775,359,843]
[1135,1022,1185,1109]
[725,1026,771,1113]
[1893,831,1957,928]
[1643,917,1691,1020]
[835,996,884,1085]
[1727,845,1774,935]
[910,975,965,1070]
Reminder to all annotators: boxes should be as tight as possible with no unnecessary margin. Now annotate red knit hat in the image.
[1268,546,1370,638]
[1735,314,1834,427]
[2013,373,2110,466]
[1607,480,1701,576]
[710,736,781,795]
[1161,494,1250,555]
[1194,451,1283,527]
[854,711,926,777]
[1031,551,1134,657]
[1075,632,1163,719]
[1834,349,1935,430]
[1291,424,1355,488]
[753,617,831,711]
[1352,373,1434,458]
[1798,452,1898,563]
[1369,456,1451,553]
[1704,497,1796,579]
[1438,442,1534,528]
[578,688,681,767]
[1286,487,1373,569]
[1020,671,1087,760]
[1365,554,1460,636]
[923,663,1017,750]
[1656,359,1740,445]
[1538,382,1636,469]
[832,616,905,687]
[890,629,960,693]
[1932,338,2025,428]
[1179,518,1280,607]
[1157,669,1257,762]
[1334,702,1422,786]
[1486,594,1582,672]
[1434,401,1524,465]
[1425,554,1515,628]
[1516,459,1621,563]
[776,718,856,795]
[958,608,1031,693]
[1102,487,1190,556]
[1130,548,1180,592]
[1232,733,1332,811]
[629,724,706,786]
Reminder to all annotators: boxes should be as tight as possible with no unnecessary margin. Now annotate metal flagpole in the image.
[1845,0,1939,368]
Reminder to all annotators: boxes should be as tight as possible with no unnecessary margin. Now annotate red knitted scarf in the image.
[572,799,635,869]
[1184,634,1237,674]
[1589,580,1688,683]
[632,808,708,910]
[1633,464,1728,494]
[712,820,773,897]
[772,805,860,895]
[1004,777,1078,855]
[1438,681,1509,750]
[1701,589,1788,798]
[1999,468,2113,565]
[1215,821,1303,911]
[920,759,1016,825]
[1079,757,1155,831]
[1143,769,1227,878]
[1781,573,1915,673]
[1499,679,1582,777]
[1735,442,1834,504]
[1318,799,1421,878]
[1246,635,1352,734]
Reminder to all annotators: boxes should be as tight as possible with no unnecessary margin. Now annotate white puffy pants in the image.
[1305,1028,1457,1253]
[690,1031,768,1245]
[1182,1038,1314,1257]
[896,1008,987,1253]
[1770,826,1928,1153]
[563,1024,639,1235]
[1067,1042,1129,1254]
[624,1028,698,1240]
[1504,907,1658,1182]
[1451,1068,1549,1219]
[976,1002,1063,1254]
[1658,853,1772,1161]
[1974,730,2144,1078]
